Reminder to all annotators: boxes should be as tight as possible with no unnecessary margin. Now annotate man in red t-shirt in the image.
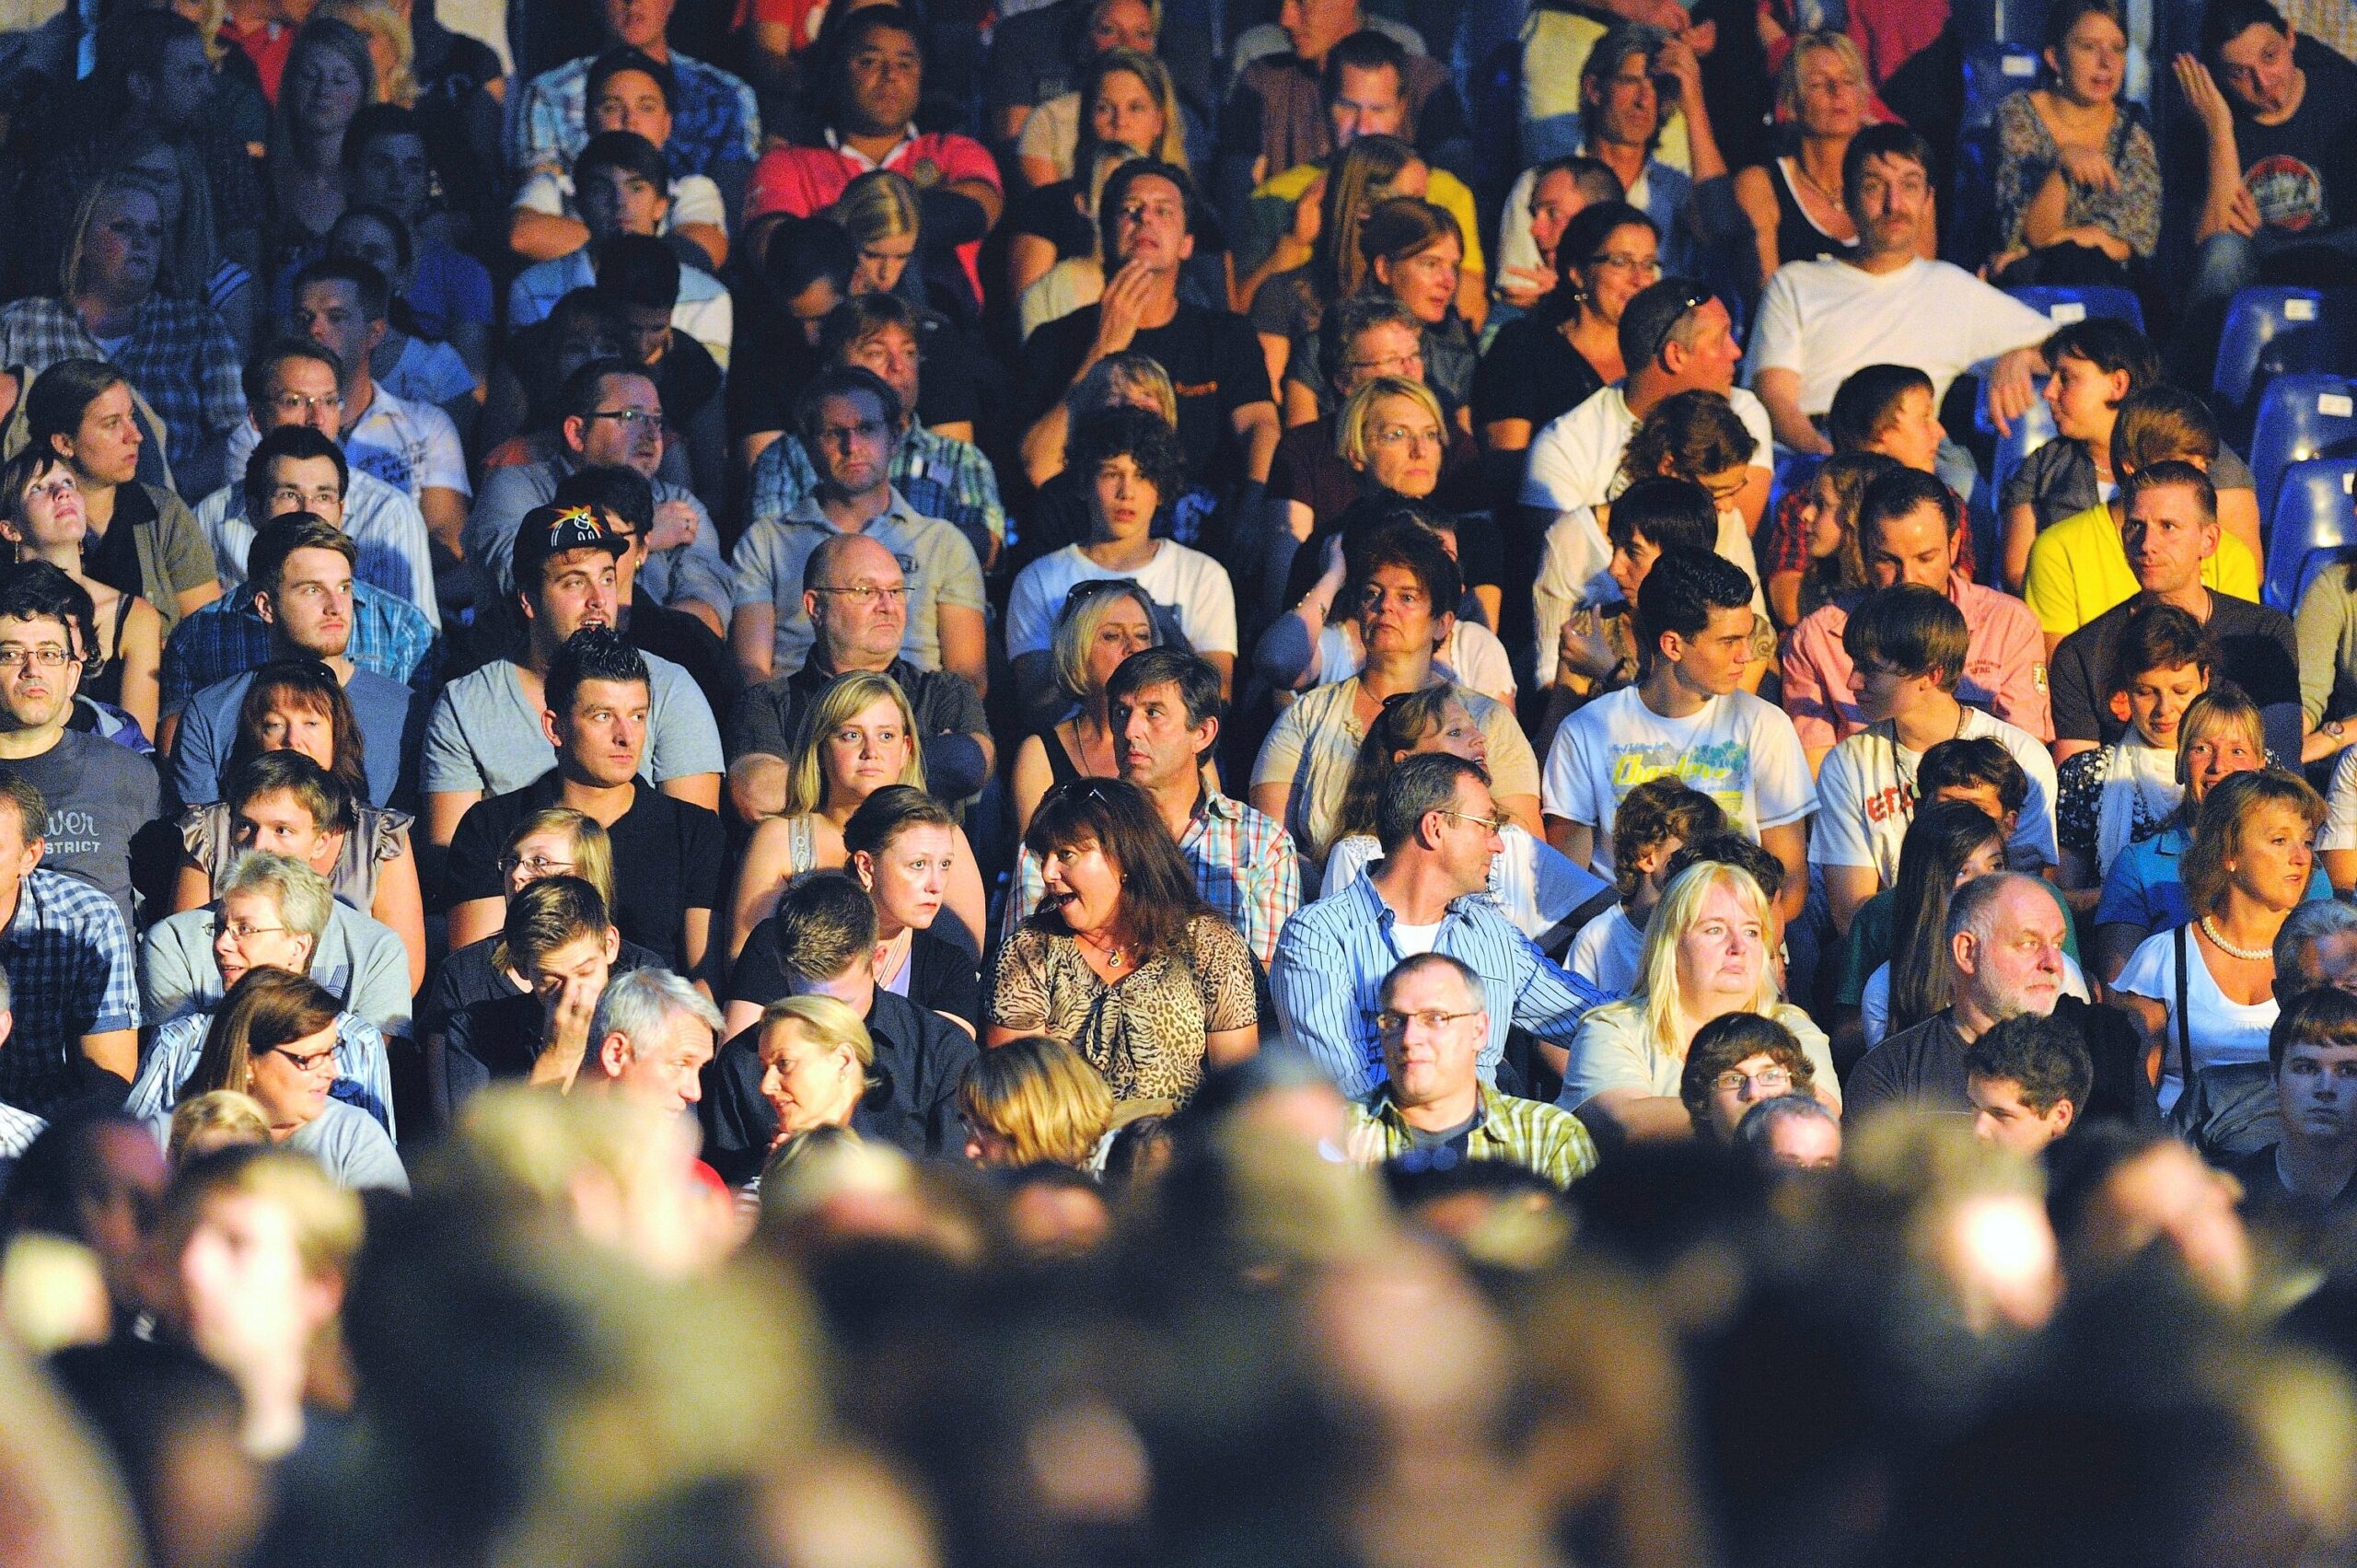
[743,6,1002,306]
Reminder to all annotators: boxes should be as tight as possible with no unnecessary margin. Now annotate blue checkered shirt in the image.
[159,581,438,717]
[0,870,141,1117]
[1269,874,1612,1098]
[749,426,1009,561]
[127,1009,393,1140]
[0,296,244,470]
[1004,791,1303,968]
[512,51,759,182]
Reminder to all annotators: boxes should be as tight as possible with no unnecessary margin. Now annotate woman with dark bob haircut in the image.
[985,777,1260,1103]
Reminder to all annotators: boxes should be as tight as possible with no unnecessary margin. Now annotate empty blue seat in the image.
[2004,285,2147,332]
[2213,286,2330,412]
[1768,449,1824,523]
[2247,375,2357,533]
[2261,457,2357,612]
[1964,44,2041,133]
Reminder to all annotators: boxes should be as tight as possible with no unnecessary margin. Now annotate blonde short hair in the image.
[1777,29,1868,122]
[958,1036,1116,1167]
[2175,686,2266,791]
[1336,375,1445,470]
[162,1145,365,1284]
[760,994,876,1074]
[1050,579,1164,703]
[1631,861,1783,1060]
[1068,351,1178,427]
[834,168,920,250]
[168,1090,273,1166]
[784,672,925,817]
[318,0,415,104]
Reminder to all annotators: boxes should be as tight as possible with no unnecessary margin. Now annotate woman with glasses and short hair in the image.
[163,968,407,1191]
[128,854,400,1161]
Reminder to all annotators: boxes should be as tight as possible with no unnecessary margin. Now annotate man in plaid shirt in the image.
[1340,952,1600,1188]
[0,777,139,1118]
[1003,649,1301,967]
[511,0,759,187]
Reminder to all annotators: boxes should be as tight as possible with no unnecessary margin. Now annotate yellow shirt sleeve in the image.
[2206,531,2260,599]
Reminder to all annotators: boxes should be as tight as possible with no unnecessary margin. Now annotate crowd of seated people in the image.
[0,0,2355,1557]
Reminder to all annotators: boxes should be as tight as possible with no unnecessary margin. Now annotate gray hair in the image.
[1945,870,2045,950]
[1733,1093,1839,1160]
[1378,951,1482,1010]
[1374,752,1488,854]
[589,967,722,1056]
[2278,899,2357,979]
[217,852,334,947]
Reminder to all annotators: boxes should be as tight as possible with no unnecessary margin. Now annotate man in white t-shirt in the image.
[1543,549,1816,923]
[1811,585,2059,935]
[1743,122,2050,458]
[1521,277,1776,611]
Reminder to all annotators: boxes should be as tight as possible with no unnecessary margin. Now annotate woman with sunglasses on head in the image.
[1474,201,1658,457]
[0,447,163,742]
[166,968,406,1192]
[1012,577,1168,837]
[988,777,1259,1105]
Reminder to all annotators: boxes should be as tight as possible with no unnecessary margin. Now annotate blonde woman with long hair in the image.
[1561,861,1839,1147]
[730,672,986,957]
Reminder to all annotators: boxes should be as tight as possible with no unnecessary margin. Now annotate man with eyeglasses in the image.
[1521,277,1777,621]
[1337,952,1598,1186]
[166,516,425,811]
[1272,753,1607,1099]
[725,530,990,823]
[0,563,160,931]
[1848,871,2146,1126]
[1678,1015,1821,1145]
[1744,122,2049,468]
[729,366,987,695]
[464,357,730,638]
[248,260,472,568]
[1018,159,1279,499]
[194,342,440,630]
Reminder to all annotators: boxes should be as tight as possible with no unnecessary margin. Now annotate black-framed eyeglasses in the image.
[1635,283,1712,367]
[588,408,661,427]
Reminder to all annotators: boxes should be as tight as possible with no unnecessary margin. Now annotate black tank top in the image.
[1771,157,1861,267]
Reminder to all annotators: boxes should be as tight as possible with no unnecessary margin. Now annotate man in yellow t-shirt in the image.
[2019,385,2261,650]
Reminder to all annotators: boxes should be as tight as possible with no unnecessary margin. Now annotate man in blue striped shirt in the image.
[1271,753,1611,1098]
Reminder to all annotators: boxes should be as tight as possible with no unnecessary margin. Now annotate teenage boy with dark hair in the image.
[1813,585,2059,935]
[1538,474,1718,702]
[1967,1011,2095,1156]
[1543,549,1815,923]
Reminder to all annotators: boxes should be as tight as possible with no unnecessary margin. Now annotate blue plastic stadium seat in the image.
[1988,385,2059,505]
[2213,286,2329,412]
[1964,44,2041,132]
[2247,375,2357,534]
[2004,285,2147,332]
[2261,457,2357,612]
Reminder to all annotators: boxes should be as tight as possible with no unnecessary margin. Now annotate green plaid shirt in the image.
[1343,1082,1598,1188]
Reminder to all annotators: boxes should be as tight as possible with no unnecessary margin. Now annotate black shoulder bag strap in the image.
[2174,923,2195,1090]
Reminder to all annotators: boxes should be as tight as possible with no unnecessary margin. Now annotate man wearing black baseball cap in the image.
[418,502,724,855]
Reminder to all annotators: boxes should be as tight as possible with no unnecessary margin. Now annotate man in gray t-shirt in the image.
[0,568,161,928]
[423,502,722,848]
